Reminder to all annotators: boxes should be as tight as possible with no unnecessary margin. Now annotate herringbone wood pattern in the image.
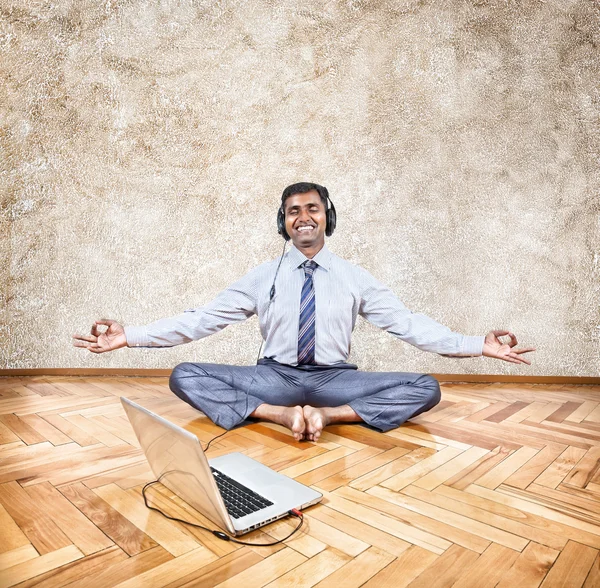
[1,376,600,587]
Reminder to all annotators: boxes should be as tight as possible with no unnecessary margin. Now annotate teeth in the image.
[298,226,314,232]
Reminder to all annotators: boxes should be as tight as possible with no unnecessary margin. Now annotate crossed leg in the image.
[169,362,441,442]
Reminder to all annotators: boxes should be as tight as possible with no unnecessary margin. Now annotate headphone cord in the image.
[141,430,305,546]
[256,239,287,363]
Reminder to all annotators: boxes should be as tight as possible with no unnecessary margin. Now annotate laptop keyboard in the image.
[211,467,274,519]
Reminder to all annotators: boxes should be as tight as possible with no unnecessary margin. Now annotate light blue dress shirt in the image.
[124,245,484,365]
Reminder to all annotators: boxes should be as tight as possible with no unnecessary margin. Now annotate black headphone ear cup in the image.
[277,207,290,241]
[326,201,336,236]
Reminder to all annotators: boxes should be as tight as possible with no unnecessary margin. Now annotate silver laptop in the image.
[121,397,322,536]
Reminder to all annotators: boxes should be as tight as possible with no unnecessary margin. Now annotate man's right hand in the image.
[72,319,128,353]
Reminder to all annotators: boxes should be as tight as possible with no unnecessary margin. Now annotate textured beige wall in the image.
[2,0,599,375]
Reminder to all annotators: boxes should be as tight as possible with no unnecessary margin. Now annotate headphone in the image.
[277,186,337,241]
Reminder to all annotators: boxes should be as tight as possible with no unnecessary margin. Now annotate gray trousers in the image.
[169,358,441,432]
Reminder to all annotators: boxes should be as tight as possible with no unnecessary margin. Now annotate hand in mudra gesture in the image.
[482,330,535,365]
[72,319,128,354]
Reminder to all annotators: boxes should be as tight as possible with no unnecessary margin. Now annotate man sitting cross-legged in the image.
[73,182,535,442]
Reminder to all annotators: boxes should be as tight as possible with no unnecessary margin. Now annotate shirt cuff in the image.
[124,325,150,348]
[461,335,485,356]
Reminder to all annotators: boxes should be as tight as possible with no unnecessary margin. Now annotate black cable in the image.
[141,478,304,546]
[202,430,229,452]
[256,239,287,363]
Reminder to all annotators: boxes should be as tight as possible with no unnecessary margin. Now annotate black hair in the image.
[281,182,329,209]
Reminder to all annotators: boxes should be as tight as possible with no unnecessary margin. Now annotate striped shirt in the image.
[124,244,484,365]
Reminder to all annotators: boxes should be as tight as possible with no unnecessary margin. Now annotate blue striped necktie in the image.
[298,260,317,365]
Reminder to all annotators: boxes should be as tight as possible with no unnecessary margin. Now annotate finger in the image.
[75,334,98,344]
[91,323,101,336]
[507,332,518,348]
[491,330,511,337]
[507,353,531,365]
[500,355,523,365]
[95,319,115,327]
[514,347,536,354]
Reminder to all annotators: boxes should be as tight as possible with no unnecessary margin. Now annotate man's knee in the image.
[418,374,441,409]
[169,362,203,395]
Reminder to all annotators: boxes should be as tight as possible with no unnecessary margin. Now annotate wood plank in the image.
[112,546,217,588]
[525,402,564,423]
[466,484,600,548]
[564,446,600,487]
[278,446,356,478]
[0,544,84,588]
[325,424,419,451]
[322,490,451,554]
[39,413,99,446]
[413,446,489,490]
[300,513,370,557]
[0,420,20,444]
[59,482,157,556]
[13,545,128,588]
[534,445,588,488]
[496,542,559,588]
[263,548,350,587]
[446,446,513,490]
[0,544,38,572]
[540,539,597,587]
[349,446,436,491]
[484,401,531,423]
[64,414,125,447]
[214,547,307,588]
[0,414,46,445]
[0,481,72,555]
[83,546,174,588]
[381,446,464,491]
[433,484,567,551]
[584,552,600,587]
[505,401,549,423]
[0,502,30,554]
[397,424,472,450]
[369,485,528,552]
[295,447,384,486]
[566,400,599,423]
[24,481,114,555]
[402,543,479,588]
[161,547,263,588]
[18,413,72,445]
[475,446,540,489]
[546,401,584,422]
[93,483,201,557]
[503,444,566,489]
[317,446,412,491]
[452,542,520,588]
[313,545,395,587]
[362,544,438,588]
[309,504,412,557]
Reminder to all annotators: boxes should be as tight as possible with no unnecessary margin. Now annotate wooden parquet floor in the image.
[1,377,600,587]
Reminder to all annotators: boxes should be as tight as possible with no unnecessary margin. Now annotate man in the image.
[73,182,535,442]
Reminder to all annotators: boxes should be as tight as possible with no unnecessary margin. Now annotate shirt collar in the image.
[287,244,332,272]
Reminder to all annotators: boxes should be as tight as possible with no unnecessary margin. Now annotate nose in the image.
[298,208,311,222]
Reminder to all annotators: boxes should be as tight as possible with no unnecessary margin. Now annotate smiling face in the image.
[283,190,327,257]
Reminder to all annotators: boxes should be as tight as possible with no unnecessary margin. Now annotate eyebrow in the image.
[285,201,321,211]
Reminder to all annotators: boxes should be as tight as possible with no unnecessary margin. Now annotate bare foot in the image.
[281,406,306,441]
[251,404,306,441]
[303,406,330,442]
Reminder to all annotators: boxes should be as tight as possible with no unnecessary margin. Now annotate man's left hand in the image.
[482,330,536,365]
